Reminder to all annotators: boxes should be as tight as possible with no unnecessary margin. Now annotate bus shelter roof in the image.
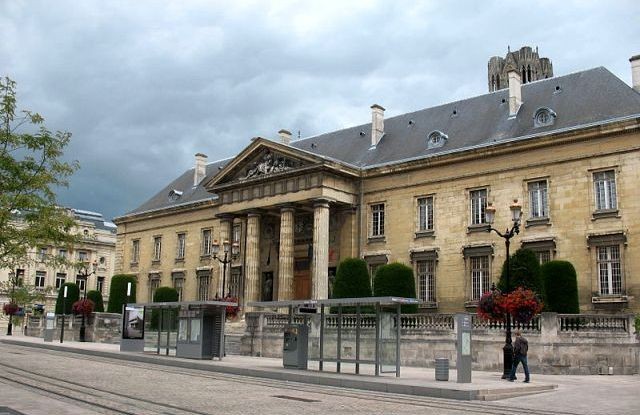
[128,300,237,309]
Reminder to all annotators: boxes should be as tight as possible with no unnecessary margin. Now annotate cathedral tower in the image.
[488,46,553,92]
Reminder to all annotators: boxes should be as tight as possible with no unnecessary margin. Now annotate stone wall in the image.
[26,312,122,344]
[242,312,640,375]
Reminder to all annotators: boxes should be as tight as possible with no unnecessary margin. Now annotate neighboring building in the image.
[115,49,640,314]
[0,209,117,314]
[488,46,553,92]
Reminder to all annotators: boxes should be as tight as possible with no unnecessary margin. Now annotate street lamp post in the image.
[60,285,68,343]
[6,271,16,336]
[77,260,97,342]
[211,240,240,298]
[484,199,522,379]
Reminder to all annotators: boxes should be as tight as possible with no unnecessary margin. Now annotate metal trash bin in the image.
[435,358,449,381]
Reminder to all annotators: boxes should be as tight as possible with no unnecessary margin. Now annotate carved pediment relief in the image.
[244,149,302,179]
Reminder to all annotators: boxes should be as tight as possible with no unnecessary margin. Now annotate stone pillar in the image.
[339,207,358,259]
[245,212,261,311]
[277,206,295,301]
[311,199,330,299]
[218,216,232,297]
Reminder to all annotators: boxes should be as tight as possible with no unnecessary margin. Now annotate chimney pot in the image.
[630,55,640,93]
[194,153,208,186]
[278,129,292,145]
[507,70,522,117]
[370,104,385,147]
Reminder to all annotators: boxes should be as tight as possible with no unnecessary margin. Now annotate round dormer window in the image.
[533,107,557,128]
[427,130,448,149]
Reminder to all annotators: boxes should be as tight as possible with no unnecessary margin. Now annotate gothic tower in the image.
[488,46,553,92]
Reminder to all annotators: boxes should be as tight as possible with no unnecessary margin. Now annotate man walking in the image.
[508,330,530,383]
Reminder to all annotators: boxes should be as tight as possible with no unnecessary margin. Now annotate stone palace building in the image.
[114,48,640,314]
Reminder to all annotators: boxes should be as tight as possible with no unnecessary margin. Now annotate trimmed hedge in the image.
[541,260,580,313]
[373,262,418,313]
[153,286,179,302]
[106,274,137,313]
[332,258,372,313]
[55,283,80,314]
[498,248,544,299]
[86,290,105,312]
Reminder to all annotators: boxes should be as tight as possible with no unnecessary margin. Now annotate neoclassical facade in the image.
[115,52,640,314]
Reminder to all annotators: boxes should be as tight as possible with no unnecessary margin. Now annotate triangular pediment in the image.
[205,138,329,190]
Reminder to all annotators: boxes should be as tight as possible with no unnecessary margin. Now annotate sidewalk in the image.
[1,334,556,401]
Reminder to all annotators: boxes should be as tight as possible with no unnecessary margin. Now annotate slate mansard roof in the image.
[120,67,640,219]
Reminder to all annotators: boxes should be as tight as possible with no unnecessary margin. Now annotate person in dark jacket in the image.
[508,330,530,382]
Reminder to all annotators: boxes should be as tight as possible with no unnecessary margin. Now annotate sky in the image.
[1,0,638,221]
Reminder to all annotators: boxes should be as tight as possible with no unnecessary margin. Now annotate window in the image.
[229,267,242,298]
[149,277,160,301]
[198,273,210,301]
[597,246,622,295]
[78,251,88,262]
[233,224,241,245]
[176,233,186,259]
[153,236,162,262]
[593,170,617,211]
[173,275,185,302]
[15,269,25,286]
[55,273,66,290]
[371,203,385,237]
[536,250,551,265]
[364,254,387,291]
[417,196,434,232]
[35,271,46,288]
[528,180,548,218]
[76,276,86,293]
[427,131,448,149]
[131,240,140,264]
[470,256,490,300]
[201,229,212,256]
[416,260,436,303]
[58,249,67,259]
[38,247,48,261]
[470,189,488,225]
[97,276,105,293]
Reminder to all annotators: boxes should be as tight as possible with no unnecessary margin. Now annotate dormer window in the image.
[168,189,183,201]
[427,130,448,149]
[533,107,557,128]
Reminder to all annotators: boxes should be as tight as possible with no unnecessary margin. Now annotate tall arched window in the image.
[527,65,532,82]
[496,76,500,89]
[491,75,496,91]
[521,66,527,83]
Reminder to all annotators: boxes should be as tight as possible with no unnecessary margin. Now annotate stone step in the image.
[475,384,557,401]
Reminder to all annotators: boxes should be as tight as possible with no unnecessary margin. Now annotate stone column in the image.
[311,199,330,299]
[277,206,295,301]
[218,216,232,297]
[245,212,261,311]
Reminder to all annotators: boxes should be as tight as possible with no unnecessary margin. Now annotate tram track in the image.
[0,344,579,415]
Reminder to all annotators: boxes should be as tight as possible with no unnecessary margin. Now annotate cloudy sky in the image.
[1,1,638,221]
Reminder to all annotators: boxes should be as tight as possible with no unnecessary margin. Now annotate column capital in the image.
[247,210,261,219]
[216,213,235,222]
[313,198,332,209]
[277,203,296,213]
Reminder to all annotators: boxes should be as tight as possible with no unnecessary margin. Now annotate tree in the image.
[153,286,179,303]
[331,258,372,313]
[0,76,80,270]
[107,274,137,313]
[54,282,80,314]
[86,290,104,312]
[373,262,418,313]
[498,249,544,298]
[0,279,50,312]
[541,260,580,313]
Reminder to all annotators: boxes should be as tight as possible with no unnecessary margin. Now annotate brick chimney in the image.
[630,55,640,93]
[508,69,522,117]
[371,104,385,147]
[194,153,207,186]
[278,129,292,145]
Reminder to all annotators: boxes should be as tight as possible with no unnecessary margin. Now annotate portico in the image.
[205,138,360,310]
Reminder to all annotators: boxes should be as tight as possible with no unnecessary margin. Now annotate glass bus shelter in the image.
[120,300,236,360]
[249,297,419,377]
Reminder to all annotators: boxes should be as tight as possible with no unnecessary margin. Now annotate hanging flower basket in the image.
[3,302,19,316]
[503,287,544,324]
[223,295,239,319]
[477,290,506,322]
[72,299,95,316]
